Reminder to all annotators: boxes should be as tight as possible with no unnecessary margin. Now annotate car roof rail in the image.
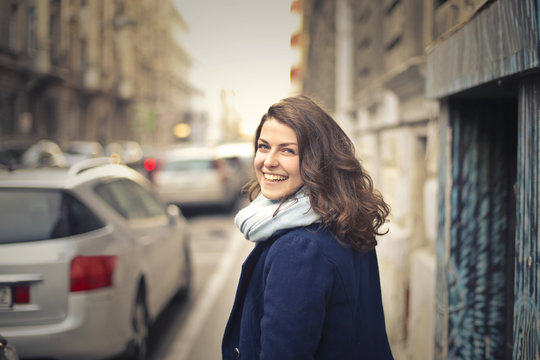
[68,156,122,176]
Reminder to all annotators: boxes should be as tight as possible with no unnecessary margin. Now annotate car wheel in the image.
[124,290,149,360]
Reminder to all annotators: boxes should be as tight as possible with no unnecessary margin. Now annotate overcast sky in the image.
[174,0,299,139]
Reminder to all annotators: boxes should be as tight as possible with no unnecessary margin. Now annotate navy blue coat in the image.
[222,224,394,359]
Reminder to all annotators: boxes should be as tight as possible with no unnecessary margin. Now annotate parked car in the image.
[20,139,67,168]
[0,141,30,170]
[105,141,144,166]
[148,146,240,210]
[0,159,192,360]
[63,140,104,166]
[216,142,255,192]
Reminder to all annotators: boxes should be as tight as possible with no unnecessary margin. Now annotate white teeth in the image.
[264,173,287,181]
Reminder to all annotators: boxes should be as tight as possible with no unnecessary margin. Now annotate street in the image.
[146,204,253,360]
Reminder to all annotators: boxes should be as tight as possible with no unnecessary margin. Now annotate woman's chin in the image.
[260,184,302,201]
[261,189,283,201]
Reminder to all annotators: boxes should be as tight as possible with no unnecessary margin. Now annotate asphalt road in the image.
[147,204,253,360]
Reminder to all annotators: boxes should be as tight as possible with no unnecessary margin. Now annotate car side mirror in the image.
[167,204,181,225]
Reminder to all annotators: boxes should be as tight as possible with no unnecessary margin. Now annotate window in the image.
[27,6,36,55]
[49,0,61,64]
[95,179,166,219]
[0,189,105,243]
[9,2,19,51]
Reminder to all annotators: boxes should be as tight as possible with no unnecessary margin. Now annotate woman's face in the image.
[254,118,304,200]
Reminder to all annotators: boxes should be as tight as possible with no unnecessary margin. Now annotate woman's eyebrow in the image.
[279,142,298,147]
[258,138,297,147]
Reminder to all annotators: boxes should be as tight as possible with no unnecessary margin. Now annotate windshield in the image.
[0,189,105,243]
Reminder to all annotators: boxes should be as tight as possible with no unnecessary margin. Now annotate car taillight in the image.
[13,284,30,304]
[143,157,161,183]
[70,255,117,292]
[143,157,157,172]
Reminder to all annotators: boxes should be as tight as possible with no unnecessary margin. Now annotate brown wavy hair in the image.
[247,95,390,251]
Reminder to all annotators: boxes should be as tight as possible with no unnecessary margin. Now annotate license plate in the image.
[0,286,12,309]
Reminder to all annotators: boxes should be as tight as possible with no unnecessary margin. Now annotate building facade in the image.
[295,0,538,358]
[296,0,438,358]
[0,0,196,152]
[427,0,539,359]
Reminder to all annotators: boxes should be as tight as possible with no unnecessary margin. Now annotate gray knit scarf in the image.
[234,187,321,242]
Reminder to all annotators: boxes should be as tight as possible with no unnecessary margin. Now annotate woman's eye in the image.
[257,143,269,150]
[283,148,296,155]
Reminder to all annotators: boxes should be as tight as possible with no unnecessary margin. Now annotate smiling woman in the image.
[254,119,303,200]
[222,95,394,360]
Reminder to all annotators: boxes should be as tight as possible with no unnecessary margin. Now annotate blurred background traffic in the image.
[1,0,539,360]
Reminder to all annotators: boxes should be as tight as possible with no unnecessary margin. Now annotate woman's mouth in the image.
[264,173,288,182]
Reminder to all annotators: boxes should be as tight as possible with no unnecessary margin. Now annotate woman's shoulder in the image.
[272,224,333,245]
[262,226,338,283]
[268,224,355,262]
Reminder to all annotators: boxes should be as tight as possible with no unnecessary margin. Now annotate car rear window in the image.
[163,159,213,171]
[94,179,166,219]
[0,189,105,243]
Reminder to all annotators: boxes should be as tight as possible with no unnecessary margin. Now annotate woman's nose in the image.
[263,152,278,167]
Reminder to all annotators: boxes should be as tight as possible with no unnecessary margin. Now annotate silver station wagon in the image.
[0,160,192,360]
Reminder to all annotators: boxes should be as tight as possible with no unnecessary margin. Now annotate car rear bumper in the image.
[0,291,129,360]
